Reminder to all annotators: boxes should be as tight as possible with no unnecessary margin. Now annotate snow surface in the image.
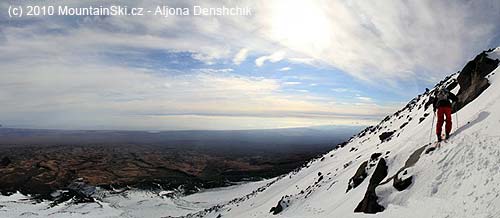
[1,48,500,218]
[0,180,271,218]
[487,47,500,61]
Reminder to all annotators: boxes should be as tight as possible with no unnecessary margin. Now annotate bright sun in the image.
[269,0,332,53]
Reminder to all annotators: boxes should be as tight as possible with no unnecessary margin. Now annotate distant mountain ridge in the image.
[0,125,361,153]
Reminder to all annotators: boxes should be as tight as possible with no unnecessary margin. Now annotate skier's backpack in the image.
[436,88,448,101]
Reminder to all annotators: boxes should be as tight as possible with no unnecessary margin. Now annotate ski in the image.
[425,132,454,154]
[425,141,441,154]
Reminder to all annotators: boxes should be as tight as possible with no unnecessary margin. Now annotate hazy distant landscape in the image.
[0,126,361,200]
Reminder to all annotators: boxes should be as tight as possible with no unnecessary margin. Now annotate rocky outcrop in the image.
[346,161,368,192]
[393,169,412,191]
[337,141,348,149]
[370,153,382,161]
[68,179,96,198]
[354,158,388,214]
[399,122,409,129]
[269,196,290,215]
[49,179,96,206]
[379,131,395,142]
[455,50,499,111]
[379,144,427,193]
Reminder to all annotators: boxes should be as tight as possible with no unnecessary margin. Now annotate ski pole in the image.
[429,111,435,144]
[452,102,458,131]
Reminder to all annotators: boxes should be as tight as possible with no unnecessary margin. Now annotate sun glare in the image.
[269,0,331,53]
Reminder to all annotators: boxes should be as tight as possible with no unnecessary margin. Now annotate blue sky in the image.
[0,0,499,130]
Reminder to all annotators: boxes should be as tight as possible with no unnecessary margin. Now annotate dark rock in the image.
[0,157,11,166]
[354,158,388,214]
[419,117,426,123]
[346,161,368,192]
[393,174,412,191]
[379,131,395,142]
[343,161,352,169]
[269,196,287,215]
[316,175,324,184]
[445,80,458,92]
[369,159,388,188]
[381,116,389,122]
[390,145,427,191]
[400,122,409,129]
[370,153,382,161]
[455,51,499,111]
[66,179,96,203]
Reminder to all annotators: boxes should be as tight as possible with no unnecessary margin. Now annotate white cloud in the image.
[262,0,495,83]
[198,68,234,73]
[279,67,291,71]
[1,0,498,129]
[357,96,373,102]
[3,0,497,82]
[233,48,249,65]
[331,88,350,93]
[255,0,500,84]
[255,51,286,67]
[284,81,301,85]
[287,57,317,65]
[0,53,398,129]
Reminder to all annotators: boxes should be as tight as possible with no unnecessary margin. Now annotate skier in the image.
[430,88,458,142]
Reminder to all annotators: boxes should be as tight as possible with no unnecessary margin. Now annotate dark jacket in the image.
[430,90,458,110]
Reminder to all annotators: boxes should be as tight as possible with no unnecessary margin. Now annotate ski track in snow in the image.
[1,48,500,218]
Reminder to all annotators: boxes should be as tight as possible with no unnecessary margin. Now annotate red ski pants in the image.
[436,106,452,136]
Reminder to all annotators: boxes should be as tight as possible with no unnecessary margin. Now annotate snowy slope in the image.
[0,180,272,217]
[174,48,500,218]
[96,179,274,218]
[1,48,499,218]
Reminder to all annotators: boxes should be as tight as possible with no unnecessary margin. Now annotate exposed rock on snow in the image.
[269,196,290,215]
[392,169,412,191]
[379,131,395,142]
[354,158,387,213]
[390,144,427,191]
[455,50,499,111]
[370,153,382,161]
[346,161,368,192]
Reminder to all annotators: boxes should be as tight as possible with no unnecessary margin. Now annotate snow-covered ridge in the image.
[1,48,499,218]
